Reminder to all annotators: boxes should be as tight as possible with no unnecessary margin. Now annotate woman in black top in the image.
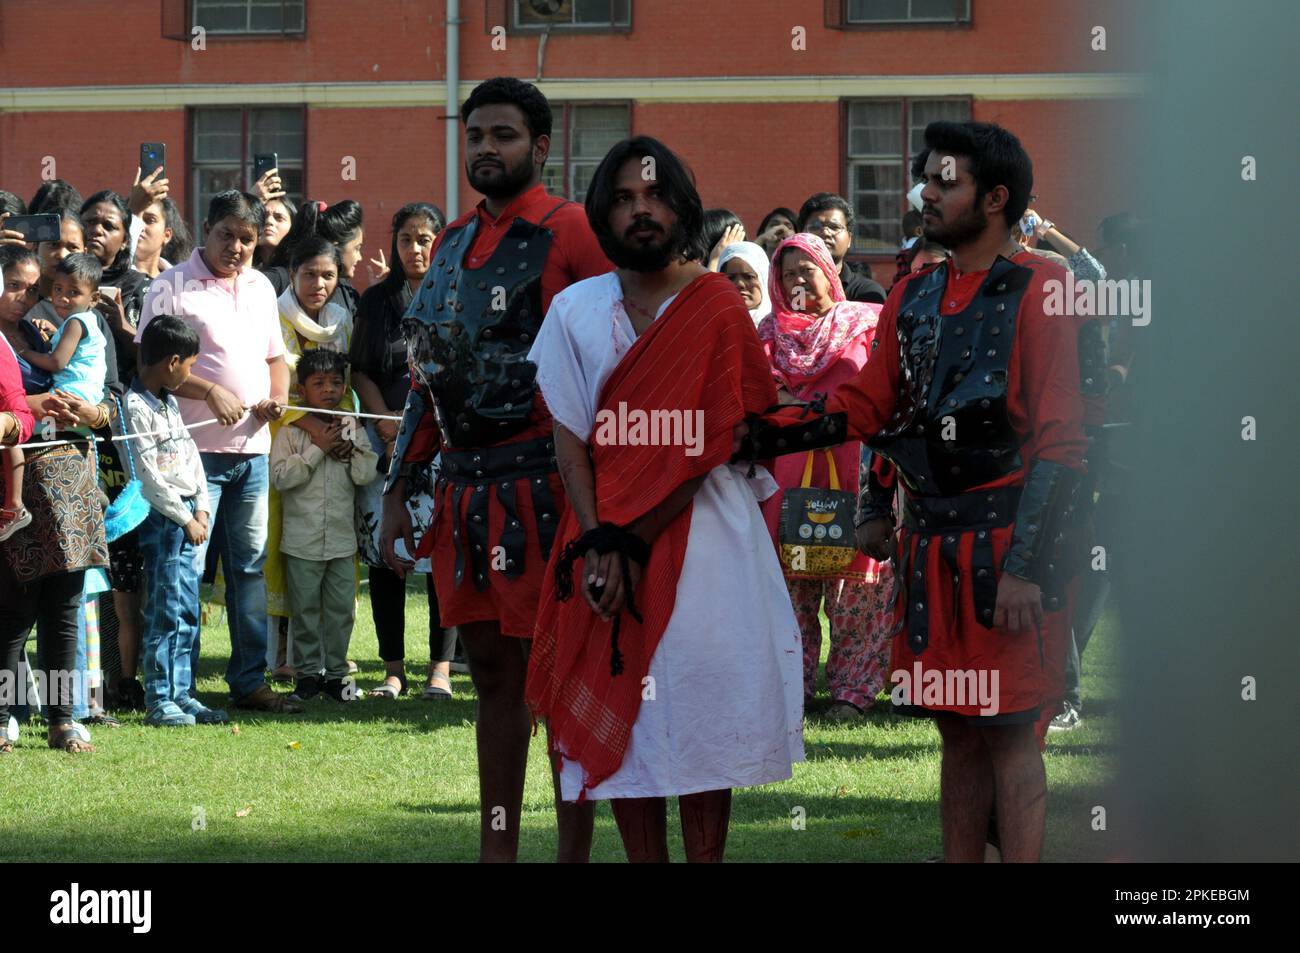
[80,190,149,382]
[349,202,453,700]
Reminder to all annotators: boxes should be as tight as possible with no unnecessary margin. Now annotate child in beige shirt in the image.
[270,348,377,702]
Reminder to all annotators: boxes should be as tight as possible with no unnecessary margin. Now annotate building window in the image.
[512,0,631,30]
[541,104,630,203]
[844,0,970,25]
[190,107,305,230]
[192,0,305,35]
[845,97,970,253]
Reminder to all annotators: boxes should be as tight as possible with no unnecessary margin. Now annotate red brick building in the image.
[1,0,1143,288]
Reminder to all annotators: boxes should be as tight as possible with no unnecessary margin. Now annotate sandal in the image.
[48,725,94,754]
[421,672,452,700]
[270,665,296,685]
[0,738,12,755]
[84,712,122,728]
[367,675,408,700]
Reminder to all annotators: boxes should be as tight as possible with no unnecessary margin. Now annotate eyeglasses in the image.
[805,219,847,236]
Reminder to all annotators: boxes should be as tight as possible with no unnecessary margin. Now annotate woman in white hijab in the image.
[717,240,772,326]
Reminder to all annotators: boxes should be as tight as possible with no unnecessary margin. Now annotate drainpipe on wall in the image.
[445,0,461,219]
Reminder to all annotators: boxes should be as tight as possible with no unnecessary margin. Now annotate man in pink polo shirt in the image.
[138,190,299,713]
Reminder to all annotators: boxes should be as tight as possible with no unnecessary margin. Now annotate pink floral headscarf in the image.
[756,232,880,393]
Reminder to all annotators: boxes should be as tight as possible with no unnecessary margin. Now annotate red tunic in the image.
[402,183,613,636]
[826,251,1087,719]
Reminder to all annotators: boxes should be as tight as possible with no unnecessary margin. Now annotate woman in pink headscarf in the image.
[758,233,895,720]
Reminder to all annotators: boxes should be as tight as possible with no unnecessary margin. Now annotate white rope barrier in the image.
[9,404,403,451]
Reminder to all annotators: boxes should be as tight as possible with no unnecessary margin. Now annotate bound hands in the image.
[582,547,643,621]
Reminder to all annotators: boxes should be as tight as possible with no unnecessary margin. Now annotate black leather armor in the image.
[384,205,573,495]
[868,257,1031,497]
[735,257,1090,650]
[402,213,554,449]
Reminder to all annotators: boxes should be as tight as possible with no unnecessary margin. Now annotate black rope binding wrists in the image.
[736,391,832,478]
[555,523,652,677]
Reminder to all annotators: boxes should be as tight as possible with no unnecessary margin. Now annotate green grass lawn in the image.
[0,582,1117,862]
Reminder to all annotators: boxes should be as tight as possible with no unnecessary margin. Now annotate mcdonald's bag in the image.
[778,450,857,579]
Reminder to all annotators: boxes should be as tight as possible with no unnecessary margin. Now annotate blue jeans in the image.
[194,453,270,699]
[72,607,89,720]
[139,502,200,711]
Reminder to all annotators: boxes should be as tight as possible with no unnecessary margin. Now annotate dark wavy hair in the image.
[0,243,40,278]
[797,192,855,233]
[296,345,349,385]
[461,76,553,140]
[29,178,83,215]
[584,136,703,266]
[204,189,265,232]
[910,121,1033,229]
[270,199,363,270]
[758,206,796,236]
[0,190,26,217]
[158,196,194,264]
[698,208,744,263]
[289,235,343,273]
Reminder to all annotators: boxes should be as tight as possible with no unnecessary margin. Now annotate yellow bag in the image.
[778,450,857,579]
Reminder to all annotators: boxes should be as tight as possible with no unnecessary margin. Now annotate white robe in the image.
[529,272,805,801]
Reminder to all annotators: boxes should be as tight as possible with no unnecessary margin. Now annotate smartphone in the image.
[253,152,279,181]
[99,286,122,304]
[140,142,166,179]
[4,213,61,243]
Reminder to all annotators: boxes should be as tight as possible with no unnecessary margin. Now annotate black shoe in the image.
[289,676,321,702]
[320,678,358,703]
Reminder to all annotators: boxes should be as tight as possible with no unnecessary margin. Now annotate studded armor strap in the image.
[854,450,896,527]
[382,386,429,495]
[1001,458,1081,612]
[439,435,560,591]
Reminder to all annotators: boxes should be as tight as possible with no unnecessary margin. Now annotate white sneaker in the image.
[0,506,32,542]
